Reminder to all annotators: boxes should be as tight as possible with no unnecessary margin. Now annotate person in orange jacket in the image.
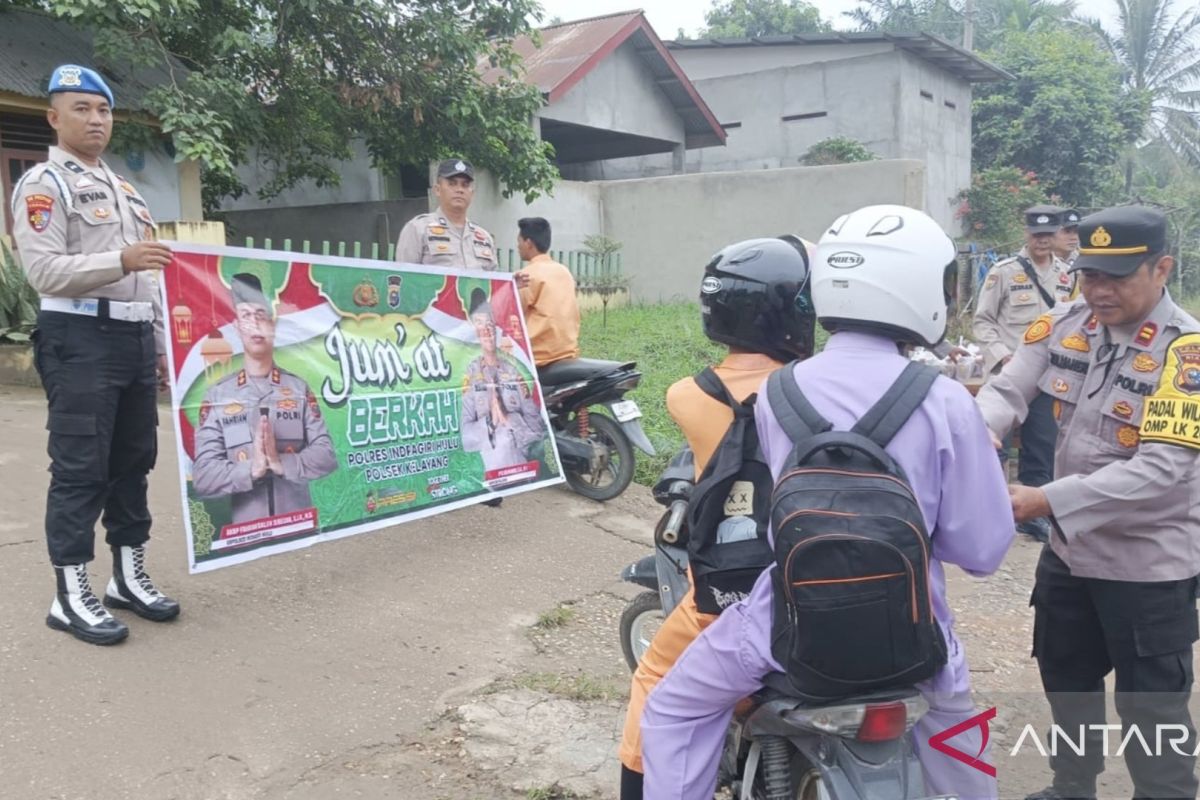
[618,235,817,800]
[513,217,581,367]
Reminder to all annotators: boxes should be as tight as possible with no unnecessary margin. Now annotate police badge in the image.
[1172,342,1200,395]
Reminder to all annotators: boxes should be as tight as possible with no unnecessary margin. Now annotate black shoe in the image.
[47,564,129,646]
[104,545,181,622]
[482,497,503,508]
[1025,785,1096,800]
[1017,516,1051,543]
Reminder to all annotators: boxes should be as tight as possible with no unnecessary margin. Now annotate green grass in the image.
[581,302,829,486]
[533,604,577,629]
[513,671,621,702]
[526,785,581,800]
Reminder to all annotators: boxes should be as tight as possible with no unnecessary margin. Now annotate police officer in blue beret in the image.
[11,64,179,646]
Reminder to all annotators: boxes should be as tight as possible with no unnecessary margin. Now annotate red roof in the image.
[482,11,725,148]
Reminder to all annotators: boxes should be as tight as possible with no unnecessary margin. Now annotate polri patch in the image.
[25,194,53,233]
[1024,314,1053,344]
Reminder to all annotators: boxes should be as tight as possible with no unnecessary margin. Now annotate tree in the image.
[972,28,1144,203]
[845,0,1074,49]
[1,0,558,210]
[1084,0,1200,173]
[694,0,831,38]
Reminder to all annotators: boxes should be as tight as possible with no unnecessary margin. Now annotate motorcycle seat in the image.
[754,677,920,709]
[539,357,635,386]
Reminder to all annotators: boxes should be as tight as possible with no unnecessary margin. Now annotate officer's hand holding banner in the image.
[160,244,562,573]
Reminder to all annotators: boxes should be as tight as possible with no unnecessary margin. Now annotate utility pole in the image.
[962,0,975,50]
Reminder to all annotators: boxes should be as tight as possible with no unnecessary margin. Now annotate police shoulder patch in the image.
[1139,332,1200,451]
[1024,314,1053,345]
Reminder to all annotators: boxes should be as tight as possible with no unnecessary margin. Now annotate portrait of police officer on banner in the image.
[192,274,337,527]
[459,288,545,480]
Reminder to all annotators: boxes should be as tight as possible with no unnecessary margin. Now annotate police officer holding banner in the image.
[977,206,1200,800]
[974,205,1075,542]
[11,65,179,646]
[394,159,498,270]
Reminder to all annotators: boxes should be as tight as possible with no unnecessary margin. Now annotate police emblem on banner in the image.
[1172,343,1200,395]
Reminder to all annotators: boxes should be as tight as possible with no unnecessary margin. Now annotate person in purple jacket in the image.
[640,204,1016,800]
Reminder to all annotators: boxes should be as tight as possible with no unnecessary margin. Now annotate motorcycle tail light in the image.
[856,702,910,742]
[615,375,641,391]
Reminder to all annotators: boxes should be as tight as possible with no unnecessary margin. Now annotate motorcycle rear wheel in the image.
[563,412,635,501]
[619,591,663,672]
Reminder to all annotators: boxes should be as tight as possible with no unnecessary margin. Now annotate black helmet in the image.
[700,236,815,362]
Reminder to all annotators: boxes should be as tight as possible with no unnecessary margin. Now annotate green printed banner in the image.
[162,244,562,573]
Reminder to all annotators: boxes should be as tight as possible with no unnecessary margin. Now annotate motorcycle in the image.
[618,450,948,800]
[538,357,655,501]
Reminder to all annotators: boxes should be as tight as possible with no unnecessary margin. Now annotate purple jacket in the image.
[641,332,1015,799]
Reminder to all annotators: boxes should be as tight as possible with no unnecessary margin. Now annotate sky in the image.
[534,0,1122,40]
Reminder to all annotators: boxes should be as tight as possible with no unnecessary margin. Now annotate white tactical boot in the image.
[104,545,181,622]
[47,564,129,645]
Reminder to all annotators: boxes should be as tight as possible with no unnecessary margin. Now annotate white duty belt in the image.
[40,297,154,323]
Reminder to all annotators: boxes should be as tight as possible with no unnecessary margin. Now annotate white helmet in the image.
[812,204,957,347]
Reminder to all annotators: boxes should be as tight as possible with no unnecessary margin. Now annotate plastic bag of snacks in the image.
[909,340,985,387]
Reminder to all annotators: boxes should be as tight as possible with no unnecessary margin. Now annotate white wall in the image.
[466,170,604,259]
[108,148,184,221]
[896,52,973,235]
[670,42,896,81]
[540,38,686,146]
[220,140,385,212]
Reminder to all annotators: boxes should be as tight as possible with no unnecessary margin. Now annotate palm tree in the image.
[1089,0,1200,172]
[973,0,1076,48]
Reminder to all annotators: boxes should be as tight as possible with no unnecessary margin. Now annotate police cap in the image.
[1062,208,1082,228]
[1071,206,1167,277]
[231,273,272,313]
[437,158,474,181]
[1024,204,1063,234]
[48,64,114,108]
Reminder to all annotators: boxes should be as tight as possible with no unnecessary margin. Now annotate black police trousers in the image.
[1032,547,1200,799]
[33,311,158,565]
[1018,390,1057,487]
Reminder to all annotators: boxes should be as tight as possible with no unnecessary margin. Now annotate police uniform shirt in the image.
[192,366,337,524]
[460,354,542,471]
[395,213,498,270]
[11,145,164,350]
[972,246,1074,374]
[976,293,1200,582]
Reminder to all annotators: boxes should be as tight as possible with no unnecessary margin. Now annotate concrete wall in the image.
[216,198,428,252]
[591,49,971,232]
[896,52,972,236]
[220,140,386,212]
[540,39,685,146]
[466,171,603,255]
[599,159,925,302]
[594,52,903,179]
[670,42,896,81]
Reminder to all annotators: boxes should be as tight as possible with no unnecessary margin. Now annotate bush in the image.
[956,166,1047,247]
[0,239,38,343]
[800,137,876,166]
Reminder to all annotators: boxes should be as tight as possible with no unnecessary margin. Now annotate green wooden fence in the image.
[240,237,621,282]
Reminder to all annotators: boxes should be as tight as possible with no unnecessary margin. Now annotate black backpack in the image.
[685,367,777,616]
[762,361,947,702]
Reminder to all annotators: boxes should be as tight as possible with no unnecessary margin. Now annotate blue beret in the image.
[48,64,114,109]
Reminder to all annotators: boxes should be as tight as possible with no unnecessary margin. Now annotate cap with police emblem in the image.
[437,158,474,181]
[1062,208,1081,229]
[231,273,273,314]
[1071,205,1167,276]
[48,64,114,108]
[1024,204,1063,234]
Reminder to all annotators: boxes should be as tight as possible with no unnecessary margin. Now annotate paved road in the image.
[0,386,656,800]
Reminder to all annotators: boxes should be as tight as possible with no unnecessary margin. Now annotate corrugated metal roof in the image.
[481,11,726,148]
[0,8,174,111]
[667,31,1013,83]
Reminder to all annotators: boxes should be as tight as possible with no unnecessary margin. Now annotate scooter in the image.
[539,357,655,501]
[618,450,950,800]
